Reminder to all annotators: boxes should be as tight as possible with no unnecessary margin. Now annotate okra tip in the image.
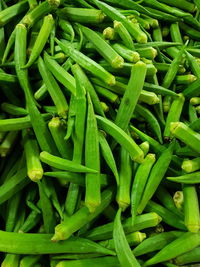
[51,223,67,242]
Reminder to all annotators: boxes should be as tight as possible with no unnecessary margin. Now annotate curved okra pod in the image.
[40,151,97,173]
[79,25,124,69]
[23,129,43,182]
[131,154,156,225]
[113,209,141,267]
[170,122,200,154]
[137,141,175,214]
[24,15,54,68]
[183,184,200,232]
[163,93,185,140]
[51,187,115,241]
[96,115,144,163]
[116,147,132,211]
[98,131,119,185]
[144,232,200,266]
[84,93,101,213]
[132,231,183,257]
[115,61,147,132]
[55,38,116,86]
[83,212,161,241]
[38,57,68,119]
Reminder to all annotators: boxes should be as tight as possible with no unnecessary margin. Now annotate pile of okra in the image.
[2,0,200,266]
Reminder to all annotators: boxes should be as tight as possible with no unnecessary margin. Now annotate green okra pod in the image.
[183,184,200,233]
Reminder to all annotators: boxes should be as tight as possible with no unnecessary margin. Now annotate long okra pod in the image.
[133,231,183,257]
[96,115,144,163]
[131,154,156,225]
[38,57,68,118]
[167,171,200,184]
[56,39,116,86]
[183,184,200,233]
[113,209,141,267]
[116,147,132,211]
[138,141,175,214]
[52,187,115,241]
[115,61,147,132]
[24,15,54,68]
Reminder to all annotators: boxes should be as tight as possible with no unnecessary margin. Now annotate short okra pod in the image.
[173,191,184,211]
[113,209,141,267]
[103,27,117,40]
[155,185,183,219]
[115,61,147,132]
[170,122,200,154]
[139,90,160,105]
[85,93,101,213]
[130,125,164,153]
[1,103,28,116]
[163,93,185,140]
[182,157,200,173]
[131,153,156,225]
[79,25,124,69]
[24,15,54,68]
[116,147,132,211]
[175,74,197,85]
[96,115,144,163]
[183,184,200,233]
[48,117,72,160]
[56,39,116,86]
[144,232,200,266]
[113,20,134,50]
[162,44,186,89]
[40,151,97,173]
[136,47,157,60]
[23,129,43,182]
[58,7,105,24]
[0,131,19,157]
[144,200,186,230]
[111,43,140,63]
[138,141,175,214]
[44,52,76,95]
[52,187,115,242]
[99,231,146,250]
[83,212,161,241]
[38,57,68,118]
[98,131,119,185]
[133,231,183,257]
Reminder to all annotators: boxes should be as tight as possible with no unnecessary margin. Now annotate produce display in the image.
[1,0,200,266]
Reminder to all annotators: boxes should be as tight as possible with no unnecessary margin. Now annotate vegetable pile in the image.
[1,0,200,266]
